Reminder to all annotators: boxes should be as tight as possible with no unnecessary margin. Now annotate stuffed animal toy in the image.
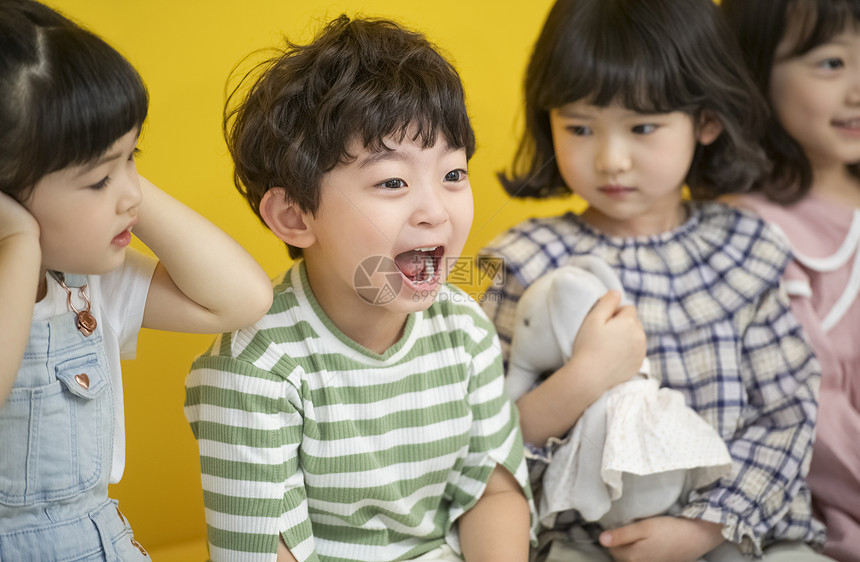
[507,255,732,529]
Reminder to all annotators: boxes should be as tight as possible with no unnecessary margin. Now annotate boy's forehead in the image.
[344,132,457,166]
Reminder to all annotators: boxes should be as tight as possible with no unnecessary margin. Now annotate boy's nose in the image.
[594,137,632,175]
[411,184,449,227]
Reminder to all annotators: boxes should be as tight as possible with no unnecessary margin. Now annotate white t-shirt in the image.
[32,249,156,483]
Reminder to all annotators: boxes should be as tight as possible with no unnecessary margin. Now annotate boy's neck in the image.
[344,314,408,354]
[303,261,409,355]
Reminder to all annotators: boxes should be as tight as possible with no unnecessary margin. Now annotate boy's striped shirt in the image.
[185,262,533,562]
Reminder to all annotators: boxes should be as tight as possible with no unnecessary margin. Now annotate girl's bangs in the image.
[537,17,697,115]
[787,0,860,55]
[540,50,697,114]
[39,28,148,173]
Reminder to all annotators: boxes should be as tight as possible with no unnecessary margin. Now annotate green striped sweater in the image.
[185,262,534,562]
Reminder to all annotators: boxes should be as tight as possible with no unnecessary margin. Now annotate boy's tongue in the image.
[395,250,432,280]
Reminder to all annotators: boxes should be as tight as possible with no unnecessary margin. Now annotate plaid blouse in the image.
[479,202,825,555]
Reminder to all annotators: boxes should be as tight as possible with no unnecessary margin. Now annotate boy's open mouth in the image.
[394,246,444,285]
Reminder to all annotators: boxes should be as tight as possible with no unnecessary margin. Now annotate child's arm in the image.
[0,192,42,404]
[514,291,646,445]
[455,300,536,560]
[276,538,298,562]
[598,516,724,562]
[459,465,530,562]
[678,288,820,554]
[186,351,314,561]
[134,176,272,333]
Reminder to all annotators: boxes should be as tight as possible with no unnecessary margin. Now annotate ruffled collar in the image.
[487,202,791,333]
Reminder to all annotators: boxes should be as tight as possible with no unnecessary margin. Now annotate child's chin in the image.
[409,291,438,310]
[402,277,440,300]
[391,285,439,313]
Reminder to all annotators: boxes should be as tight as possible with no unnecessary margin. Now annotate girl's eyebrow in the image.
[556,107,595,119]
[77,131,141,176]
[826,35,856,47]
[77,150,124,176]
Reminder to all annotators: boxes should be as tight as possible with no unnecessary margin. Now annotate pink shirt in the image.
[731,193,860,562]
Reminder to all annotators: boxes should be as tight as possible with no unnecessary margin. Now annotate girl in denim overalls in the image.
[0,1,274,559]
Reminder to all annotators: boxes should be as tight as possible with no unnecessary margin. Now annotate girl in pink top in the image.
[721,1,860,560]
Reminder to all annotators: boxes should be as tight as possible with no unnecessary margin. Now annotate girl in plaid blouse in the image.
[480,0,830,560]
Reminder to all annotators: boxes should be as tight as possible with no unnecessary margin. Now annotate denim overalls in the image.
[0,274,149,561]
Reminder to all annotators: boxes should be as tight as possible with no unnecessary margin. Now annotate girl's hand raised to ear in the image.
[0,189,40,243]
[133,175,273,335]
[0,191,43,406]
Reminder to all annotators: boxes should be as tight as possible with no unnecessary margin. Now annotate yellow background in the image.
[47,0,578,554]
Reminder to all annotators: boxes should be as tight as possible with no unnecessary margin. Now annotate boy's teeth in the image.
[412,255,435,284]
[394,247,441,284]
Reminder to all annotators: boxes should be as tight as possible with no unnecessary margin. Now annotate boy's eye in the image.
[567,125,592,136]
[632,124,657,134]
[378,178,406,189]
[129,147,142,161]
[444,169,468,182]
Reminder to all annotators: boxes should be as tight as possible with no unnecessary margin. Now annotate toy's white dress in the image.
[541,366,731,528]
[504,257,731,528]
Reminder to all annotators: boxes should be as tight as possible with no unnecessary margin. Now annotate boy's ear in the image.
[696,112,724,146]
[260,188,316,249]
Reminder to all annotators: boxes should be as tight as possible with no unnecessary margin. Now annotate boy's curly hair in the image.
[225,15,475,259]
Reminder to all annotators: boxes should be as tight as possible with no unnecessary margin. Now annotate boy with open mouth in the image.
[184,14,535,562]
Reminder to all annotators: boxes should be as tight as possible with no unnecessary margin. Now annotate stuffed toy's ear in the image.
[566,255,626,303]
[546,266,611,363]
[505,263,627,401]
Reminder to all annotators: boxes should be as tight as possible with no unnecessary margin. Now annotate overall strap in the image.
[49,271,88,289]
